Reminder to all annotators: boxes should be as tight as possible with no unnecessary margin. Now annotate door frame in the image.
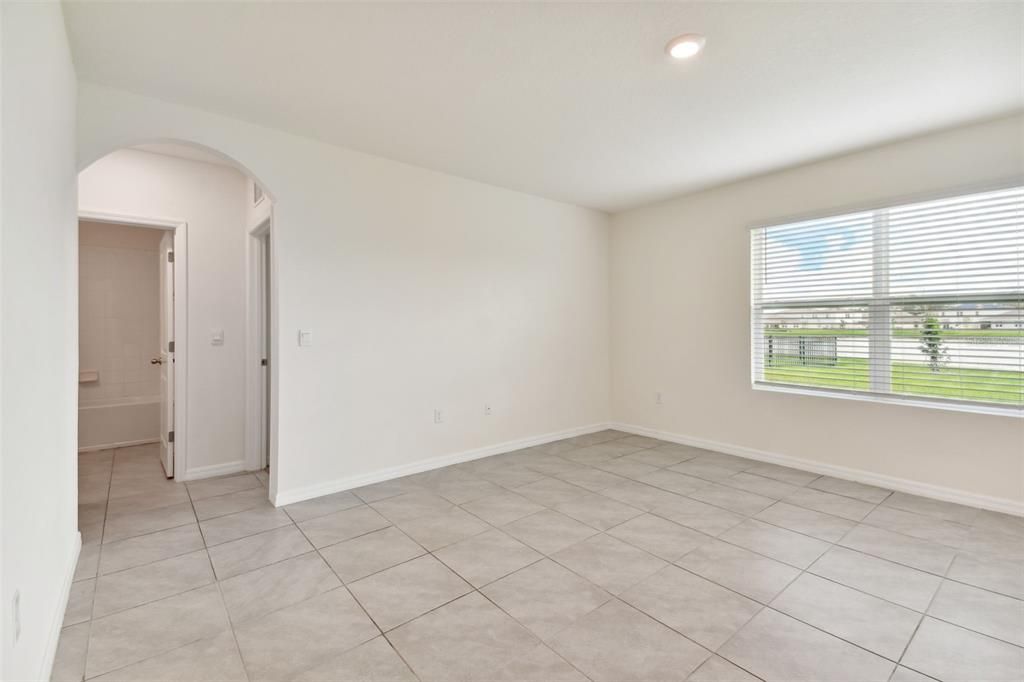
[245,216,275,481]
[78,209,189,480]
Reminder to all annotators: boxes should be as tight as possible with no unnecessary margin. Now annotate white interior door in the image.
[158,231,175,477]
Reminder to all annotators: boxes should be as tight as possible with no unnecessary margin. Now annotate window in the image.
[751,185,1023,413]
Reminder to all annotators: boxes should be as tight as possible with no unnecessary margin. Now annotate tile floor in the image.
[54,433,1024,681]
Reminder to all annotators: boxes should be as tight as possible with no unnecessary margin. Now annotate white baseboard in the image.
[610,422,1024,517]
[272,423,610,507]
[180,460,247,482]
[78,437,159,453]
[41,531,82,681]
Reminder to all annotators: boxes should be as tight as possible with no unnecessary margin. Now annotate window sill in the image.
[752,382,1024,418]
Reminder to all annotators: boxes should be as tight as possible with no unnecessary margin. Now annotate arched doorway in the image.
[76,140,277,498]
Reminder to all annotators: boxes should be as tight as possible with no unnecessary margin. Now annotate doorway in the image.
[249,219,273,475]
[77,212,188,479]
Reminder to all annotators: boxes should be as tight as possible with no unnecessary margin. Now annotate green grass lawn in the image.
[765,356,1024,405]
[765,328,1023,339]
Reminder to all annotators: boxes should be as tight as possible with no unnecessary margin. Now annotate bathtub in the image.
[78,395,161,451]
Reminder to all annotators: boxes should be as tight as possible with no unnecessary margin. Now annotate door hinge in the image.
[167,251,175,263]
[168,430,175,444]
[168,340,175,353]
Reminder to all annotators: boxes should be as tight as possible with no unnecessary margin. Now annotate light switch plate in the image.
[211,330,224,346]
[298,329,314,347]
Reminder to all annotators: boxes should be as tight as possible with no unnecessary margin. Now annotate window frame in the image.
[749,180,1024,418]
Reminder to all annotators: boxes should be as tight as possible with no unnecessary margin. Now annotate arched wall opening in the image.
[77,139,279,500]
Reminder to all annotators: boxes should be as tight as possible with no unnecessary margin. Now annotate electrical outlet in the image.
[433,409,444,424]
[655,391,663,405]
[12,590,20,646]
[484,403,492,416]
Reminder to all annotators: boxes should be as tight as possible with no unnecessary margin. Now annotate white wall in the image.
[1,3,79,679]
[78,221,162,403]
[78,149,249,477]
[611,114,1024,507]
[77,85,612,504]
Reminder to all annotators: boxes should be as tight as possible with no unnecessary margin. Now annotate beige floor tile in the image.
[461,491,544,525]
[480,464,548,488]
[297,505,391,548]
[208,525,313,579]
[98,523,204,575]
[282,490,362,523]
[105,485,191,517]
[348,554,471,630]
[771,573,921,659]
[718,608,895,682]
[839,524,956,575]
[435,528,541,587]
[928,580,1024,646]
[959,525,1024,562]
[592,457,658,480]
[744,462,819,486]
[948,551,1024,600]
[606,512,712,561]
[863,506,970,548]
[388,592,582,681]
[555,467,630,492]
[433,477,505,504]
[319,526,425,583]
[902,617,1024,682]
[600,480,686,511]
[102,502,196,543]
[624,448,694,468]
[193,486,273,521]
[754,501,855,543]
[687,655,761,682]
[200,507,293,546]
[86,584,231,678]
[503,509,599,555]
[882,492,981,525]
[719,519,830,569]
[670,459,742,483]
[622,565,761,650]
[809,546,941,612]
[517,477,592,506]
[638,469,711,496]
[653,495,746,536]
[888,666,935,682]
[549,599,709,682]
[720,472,800,500]
[79,501,107,527]
[677,539,800,604]
[552,533,667,595]
[560,445,621,465]
[394,505,490,550]
[783,487,876,521]
[370,491,454,523]
[482,559,611,641]
[352,477,424,504]
[90,631,247,682]
[290,636,417,682]
[808,476,892,504]
[74,542,101,582]
[63,579,95,627]
[234,588,380,682]
[186,473,263,501]
[93,550,215,618]
[220,552,341,625]
[554,493,643,531]
[50,623,89,682]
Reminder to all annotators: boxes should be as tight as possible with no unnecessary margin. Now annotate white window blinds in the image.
[751,185,1024,411]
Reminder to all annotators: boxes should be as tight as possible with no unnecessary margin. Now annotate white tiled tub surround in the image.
[78,220,162,449]
[55,433,1024,682]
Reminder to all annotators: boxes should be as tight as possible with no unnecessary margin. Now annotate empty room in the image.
[0,2,1021,682]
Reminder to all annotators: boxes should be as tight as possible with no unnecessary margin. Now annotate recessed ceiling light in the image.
[666,33,706,60]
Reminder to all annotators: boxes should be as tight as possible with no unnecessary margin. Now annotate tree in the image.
[919,316,947,372]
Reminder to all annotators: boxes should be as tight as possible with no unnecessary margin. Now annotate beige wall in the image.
[610,114,1024,506]
[78,221,162,403]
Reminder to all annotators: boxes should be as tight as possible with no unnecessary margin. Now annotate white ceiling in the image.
[63,2,1023,212]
